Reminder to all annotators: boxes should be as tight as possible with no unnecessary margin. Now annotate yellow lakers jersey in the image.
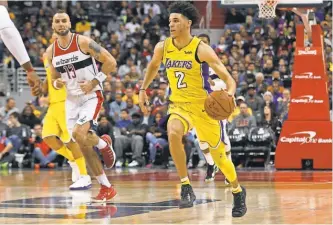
[43,57,66,104]
[163,37,212,103]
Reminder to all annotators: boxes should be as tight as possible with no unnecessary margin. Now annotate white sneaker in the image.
[69,175,92,190]
[128,160,140,167]
[187,161,193,168]
[115,161,123,168]
[197,160,206,168]
[68,161,80,183]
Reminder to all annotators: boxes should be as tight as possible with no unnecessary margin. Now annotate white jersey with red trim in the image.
[209,66,227,91]
[51,33,102,96]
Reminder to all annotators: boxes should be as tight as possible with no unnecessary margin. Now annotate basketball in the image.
[204,90,236,120]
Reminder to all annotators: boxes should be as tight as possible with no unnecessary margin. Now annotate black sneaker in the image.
[232,186,247,217]
[179,184,196,209]
[205,164,216,182]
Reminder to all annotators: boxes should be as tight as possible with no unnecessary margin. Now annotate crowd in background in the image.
[0,1,331,169]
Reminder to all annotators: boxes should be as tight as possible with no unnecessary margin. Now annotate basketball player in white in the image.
[0,1,41,96]
[197,34,232,184]
[44,10,117,202]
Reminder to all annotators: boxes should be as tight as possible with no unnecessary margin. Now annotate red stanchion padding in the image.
[275,24,332,169]
[275,121,332,169]
[288,79,330,121]
[311,25,324,48]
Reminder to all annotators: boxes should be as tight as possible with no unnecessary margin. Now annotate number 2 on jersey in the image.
[175,71,187,89]
[63,64,77,79]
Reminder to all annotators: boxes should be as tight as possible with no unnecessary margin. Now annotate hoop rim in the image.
[258,0,279,18]
[221,0,325,9]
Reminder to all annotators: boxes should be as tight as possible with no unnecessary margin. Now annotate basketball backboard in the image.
[220,0,325,8]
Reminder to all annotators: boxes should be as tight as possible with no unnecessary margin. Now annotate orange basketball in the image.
[204,90,236,120]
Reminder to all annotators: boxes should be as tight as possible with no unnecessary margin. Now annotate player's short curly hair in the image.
[168,2,200,26]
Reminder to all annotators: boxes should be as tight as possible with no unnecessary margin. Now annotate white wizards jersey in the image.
[51,33,102,96]
[209,67,227,91]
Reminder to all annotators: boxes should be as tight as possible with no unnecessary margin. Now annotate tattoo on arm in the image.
[88,40,102,60]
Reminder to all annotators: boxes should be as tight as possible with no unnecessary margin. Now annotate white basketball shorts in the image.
[65,90,104,138]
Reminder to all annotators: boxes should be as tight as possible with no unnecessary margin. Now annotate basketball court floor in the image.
[0,168,331,224]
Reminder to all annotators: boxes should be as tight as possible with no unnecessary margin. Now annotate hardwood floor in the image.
[0,168,331,224]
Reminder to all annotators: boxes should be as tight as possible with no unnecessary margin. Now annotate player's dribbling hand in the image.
[225,90,236,110]
[27,71,42,96]
[78,80,93,94]
[138,89,149,114]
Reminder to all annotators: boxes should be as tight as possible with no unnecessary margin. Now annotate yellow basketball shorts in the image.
[42,101,71,143]
[168,102,226,150]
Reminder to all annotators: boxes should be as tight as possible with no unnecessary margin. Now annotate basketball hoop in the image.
[258,0,279,19]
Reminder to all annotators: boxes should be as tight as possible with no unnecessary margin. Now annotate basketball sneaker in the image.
[91,185,117,203]
[232,186,247,217]
[100,135,116,169]
[205,164,217,182]
[179,184,196,209]
[69,175,92,190]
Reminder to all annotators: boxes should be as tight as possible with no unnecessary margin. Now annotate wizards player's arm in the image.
[0,0,41,96]
[197,42,236,96]
[139,41,164,112]
[78,35,117,91]
[45,45,64,89]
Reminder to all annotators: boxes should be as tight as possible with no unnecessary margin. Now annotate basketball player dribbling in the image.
[139,2,246,217]
[44,10,117,202]
[0,1,41,96]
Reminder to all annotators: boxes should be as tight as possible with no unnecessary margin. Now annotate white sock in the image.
[96,173,111,188]
[96,138,107,149]
[204,152,215,166]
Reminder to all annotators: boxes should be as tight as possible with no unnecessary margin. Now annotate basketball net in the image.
[258,0,279,18]
[258,0,314,44]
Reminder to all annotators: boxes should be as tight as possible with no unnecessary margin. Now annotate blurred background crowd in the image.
[0,1,331,170]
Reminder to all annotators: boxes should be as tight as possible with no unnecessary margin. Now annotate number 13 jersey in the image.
[162,36,212,103]
[51,33,102,96]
